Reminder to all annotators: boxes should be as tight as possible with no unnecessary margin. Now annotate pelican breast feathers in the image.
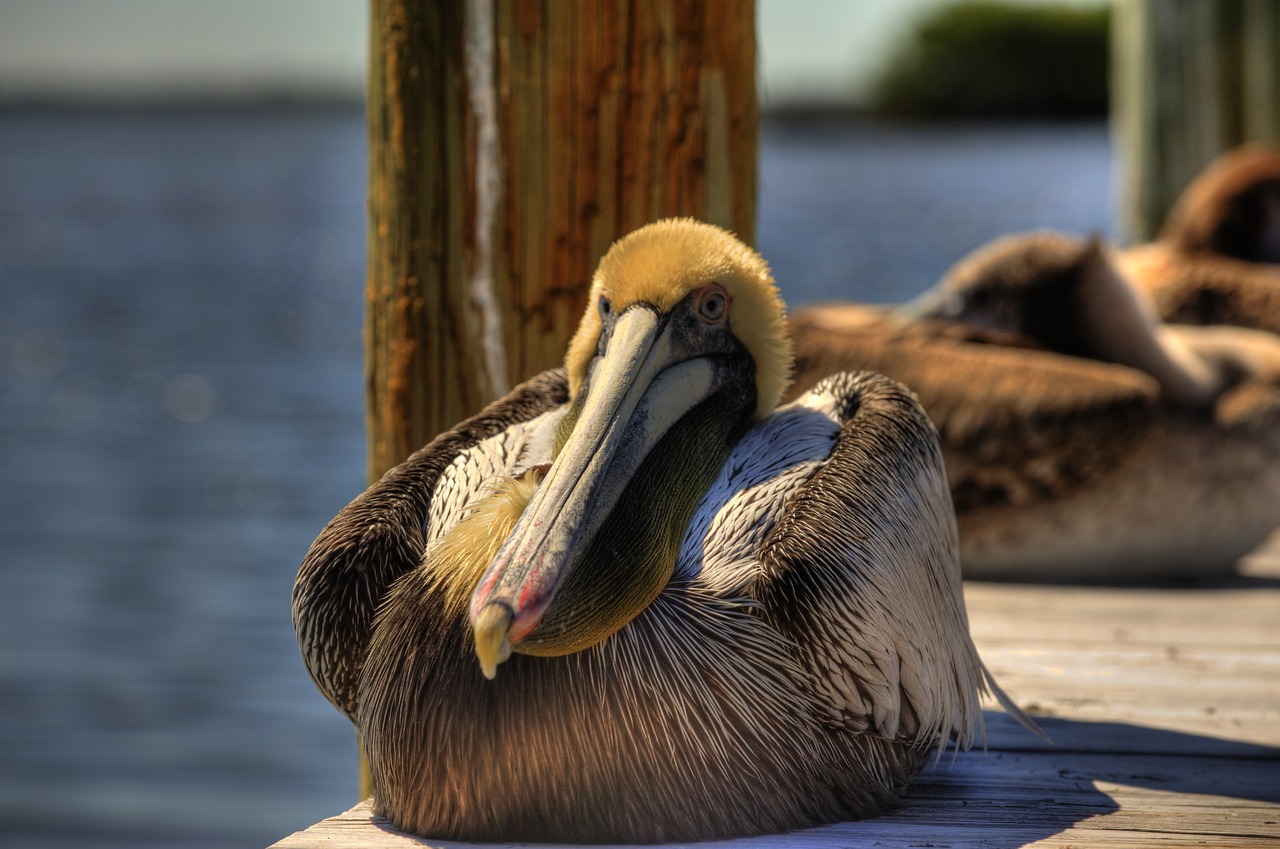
[350,368,994,841]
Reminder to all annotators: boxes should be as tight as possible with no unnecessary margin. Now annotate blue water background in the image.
[0,105,1112,848]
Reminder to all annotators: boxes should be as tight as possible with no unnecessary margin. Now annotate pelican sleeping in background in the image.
[293,219,1035,843]
[790,232,1280,582]
[1121,145,1280,333]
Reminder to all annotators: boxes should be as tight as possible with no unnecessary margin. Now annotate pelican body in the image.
[790,232,1280,582]
[1121,145,1280,334]
[294,220,1024,842]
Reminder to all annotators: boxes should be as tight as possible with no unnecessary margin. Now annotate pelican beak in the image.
[473,603,513,680]
[469,303,747,678]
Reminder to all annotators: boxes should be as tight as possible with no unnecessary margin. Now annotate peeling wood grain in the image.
[367,0,758,485]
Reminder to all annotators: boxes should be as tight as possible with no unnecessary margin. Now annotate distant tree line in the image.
[873,1,1110,119]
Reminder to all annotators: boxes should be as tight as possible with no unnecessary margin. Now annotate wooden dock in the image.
[273,534,1280,848]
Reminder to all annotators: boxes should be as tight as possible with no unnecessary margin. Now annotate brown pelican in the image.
[1121,145,1280,333]
[790,231,1280,582]
[293,219,1035,843]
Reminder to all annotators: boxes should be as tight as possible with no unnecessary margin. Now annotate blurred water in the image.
[0,105,1111,848]
[758,118,1114,302]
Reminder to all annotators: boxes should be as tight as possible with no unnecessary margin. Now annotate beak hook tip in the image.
[474,602,515,681]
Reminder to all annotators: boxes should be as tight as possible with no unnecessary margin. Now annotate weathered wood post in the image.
[363,0,758,797]
[1112,0,1280,244]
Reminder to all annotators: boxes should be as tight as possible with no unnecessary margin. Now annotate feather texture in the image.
[291,369,568,720]
[319,369,1007,841]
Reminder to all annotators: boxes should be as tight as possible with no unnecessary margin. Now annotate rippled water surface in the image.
[0,105,1111,848]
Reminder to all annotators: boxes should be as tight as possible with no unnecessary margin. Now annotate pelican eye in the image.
[696,286,728,324]
[597,295,612,320]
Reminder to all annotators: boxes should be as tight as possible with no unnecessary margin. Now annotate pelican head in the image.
[898,231,1109,356]
[901,231,1233,408]
[1160,145,1280,263]
[469,219,791,678]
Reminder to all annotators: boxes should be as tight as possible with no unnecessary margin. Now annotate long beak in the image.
[469,305,723,678]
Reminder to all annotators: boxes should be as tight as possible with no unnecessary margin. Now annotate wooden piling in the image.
[1112,0,1280,244]
[362,0,758,797]
[365,0,758,481]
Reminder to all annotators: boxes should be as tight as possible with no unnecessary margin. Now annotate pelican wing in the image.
[756,371,986,750]
[1123,244,1280,334]
[292,368,569,720]
[789,311,1160,511]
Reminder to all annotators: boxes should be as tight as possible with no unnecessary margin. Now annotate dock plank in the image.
[272,536,1280,848]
